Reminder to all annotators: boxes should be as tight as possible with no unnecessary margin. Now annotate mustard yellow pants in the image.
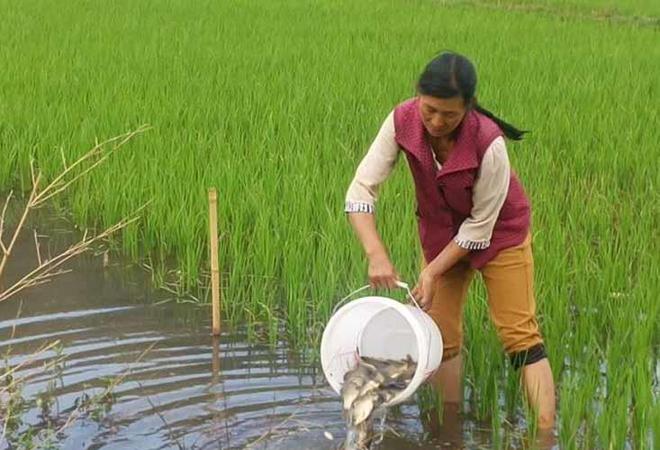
[427,233,544,363]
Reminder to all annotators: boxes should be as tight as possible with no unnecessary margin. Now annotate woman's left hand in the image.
[412,267,438,312]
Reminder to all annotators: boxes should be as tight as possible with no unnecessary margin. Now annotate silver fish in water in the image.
[360,354,416,381]
[341,354,417,450]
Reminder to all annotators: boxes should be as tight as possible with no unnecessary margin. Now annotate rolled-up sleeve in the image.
[454,136,510,250]
[344,111,399,214]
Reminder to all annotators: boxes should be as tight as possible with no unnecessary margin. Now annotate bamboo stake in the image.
[208,188,221,335]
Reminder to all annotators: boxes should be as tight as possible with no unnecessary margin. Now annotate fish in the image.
[377,387,400,404]
[344,420,372,450]
[357,377,381,397]
[341,378,363,411]
[341,364,372,410]
[356,362,385,383]
[342,360,387,411]
[361,354,416,381]
[349,390,379,425]
[399,354,417,380]
[341,354,419,448]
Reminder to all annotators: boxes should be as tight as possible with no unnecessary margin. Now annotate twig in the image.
[0,125,149,282]
[29,158,37,191]
[32,125,150,208]
[0,191,13,253]
[0,178,40,277]
[60,148,68,172]
[33,229,42,266]
[0,340,63,385]
[0,214,141,303]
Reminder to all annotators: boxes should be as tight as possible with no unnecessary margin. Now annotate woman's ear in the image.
[468,97,477,110]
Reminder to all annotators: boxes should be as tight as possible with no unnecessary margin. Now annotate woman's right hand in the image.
[368,253,399,289]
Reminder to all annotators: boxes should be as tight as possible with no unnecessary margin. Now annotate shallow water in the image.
[0,223,544,450]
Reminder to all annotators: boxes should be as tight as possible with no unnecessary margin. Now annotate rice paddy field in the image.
[1,0,658,448]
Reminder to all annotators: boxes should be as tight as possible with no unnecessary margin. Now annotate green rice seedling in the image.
[1,0,657,446]
[490,376,503,448]
[457,0,660,20]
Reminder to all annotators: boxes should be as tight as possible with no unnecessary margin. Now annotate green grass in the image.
[0,0,657,447]
[450,0,660,20]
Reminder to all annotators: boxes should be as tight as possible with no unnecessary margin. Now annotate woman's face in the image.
[418,95,468,138]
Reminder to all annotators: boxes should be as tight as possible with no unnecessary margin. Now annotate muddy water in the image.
[0,224,513,450]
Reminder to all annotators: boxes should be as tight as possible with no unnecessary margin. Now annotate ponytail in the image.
[474,103,528,141]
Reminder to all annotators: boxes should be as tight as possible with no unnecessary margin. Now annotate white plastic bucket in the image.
[321,281,443,406]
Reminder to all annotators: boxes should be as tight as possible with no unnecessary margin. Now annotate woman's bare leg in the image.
[521,357,556,429]
[432,353,463,403]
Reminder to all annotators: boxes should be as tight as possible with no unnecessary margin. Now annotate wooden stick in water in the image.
[211,336,221,383]
[208,188,221,336]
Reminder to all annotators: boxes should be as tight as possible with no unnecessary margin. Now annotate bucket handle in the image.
[332,280,422,314]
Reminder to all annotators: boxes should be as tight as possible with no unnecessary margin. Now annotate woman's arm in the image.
[345,112,400,288]
[345,111,399,213]
[348,212,399,289]
[454,136,510,250]
[413,241,469,310]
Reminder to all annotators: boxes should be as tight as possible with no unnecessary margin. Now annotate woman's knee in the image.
[430,309,464,363]
[442,346,461,362]
[441,334,463,362]
[508,342,547,370]
[494,315,543,363]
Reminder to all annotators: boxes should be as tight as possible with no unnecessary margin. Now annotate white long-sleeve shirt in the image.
[345,111,511,250]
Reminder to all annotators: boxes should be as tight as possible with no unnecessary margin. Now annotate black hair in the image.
[417,51,527,141]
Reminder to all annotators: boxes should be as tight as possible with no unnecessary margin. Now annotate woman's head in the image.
[418,51,477,104]
[416,51,527,141]
[416,52,477,138]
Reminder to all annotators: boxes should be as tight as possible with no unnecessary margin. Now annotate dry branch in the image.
[0,213,143,304]
[0,126,150,301]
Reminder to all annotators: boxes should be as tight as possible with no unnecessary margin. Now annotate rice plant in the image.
[0,0,657,447]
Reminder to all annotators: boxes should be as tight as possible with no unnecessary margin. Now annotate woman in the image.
[344,51,555,429]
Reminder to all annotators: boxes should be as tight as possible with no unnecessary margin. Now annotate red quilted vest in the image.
[393,98,530,269]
